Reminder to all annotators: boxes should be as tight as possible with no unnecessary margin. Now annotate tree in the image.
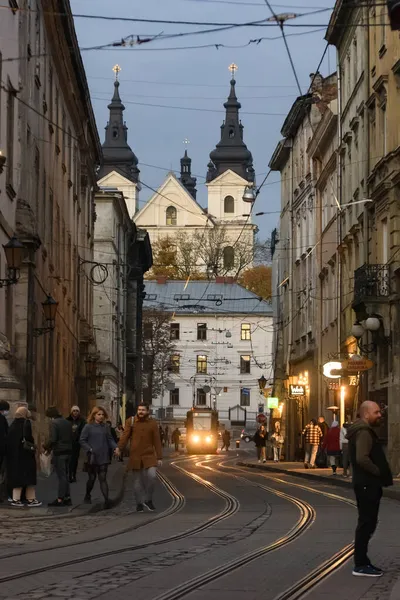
[238,264,272,300]
[142,309,175,403]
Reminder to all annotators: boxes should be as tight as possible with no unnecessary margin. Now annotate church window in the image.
[223,246,235,269]
[166,206,177,226]
[229,129,235,138]
[113,129,118,139]
[224,195,234,213]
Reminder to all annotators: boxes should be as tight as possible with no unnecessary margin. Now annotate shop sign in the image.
[349,375,358,386]
[289,384,305,396]
[267,397,279,409]
[342,356,373,373]
[323,361,342,379]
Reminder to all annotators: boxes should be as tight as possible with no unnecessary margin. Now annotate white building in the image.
[143,278,273,426]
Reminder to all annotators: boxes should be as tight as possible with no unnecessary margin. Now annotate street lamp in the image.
[351,316,384,354]
[33,294,59,337]
[0,235,25,287]
[96,371,105,392]
[242,185,256,203]
[258,375,267,393]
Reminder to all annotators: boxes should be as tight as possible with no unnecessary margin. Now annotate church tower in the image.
[97,65,141,217]
[179,148,197,200]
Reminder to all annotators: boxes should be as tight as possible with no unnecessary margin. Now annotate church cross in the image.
[229,63,238,79]
[112,64,122,80]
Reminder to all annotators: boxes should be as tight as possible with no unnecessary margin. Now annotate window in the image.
[170,354,180,373]
[224,195,234,213]
[381,218,388,263]
[197,355,207,374]
[197,389,207,406]
[197,323,207,340]
[240,387,250,407]
[170,388,179,406]
[166,206,177,226]
[170,323,180,340]
[223,246,234,269]
[241,323,251,340]
[240,355,251,374]
[143,322,152,339]
[6,85,15,193]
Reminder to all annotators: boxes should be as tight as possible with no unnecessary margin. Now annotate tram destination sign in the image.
[289,384,305,396]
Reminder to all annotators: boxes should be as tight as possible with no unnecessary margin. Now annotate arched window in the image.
[224,195,234,214]
[223,246,235,270]
[166,206,177,226]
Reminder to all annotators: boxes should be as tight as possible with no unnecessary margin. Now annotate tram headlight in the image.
[191,434,200,444]
[205,436,212,444]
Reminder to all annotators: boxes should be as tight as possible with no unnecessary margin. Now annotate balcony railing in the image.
[354,264,390,305]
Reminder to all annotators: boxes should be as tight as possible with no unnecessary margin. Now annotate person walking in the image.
[322,421,341,474]
[6,407,41,507]
[221,430,231,452]
[347,401,392,577]
[171,427,181,452]
[318,416,329,441]
[80,407,118,509]
[0,401,9,503]
[44,407,73,506]
[164,425,170,447]
[302,419,322,469]
[271,425,284,462]
[67,406,86,483]
[159,425,165,448]
[118,402,162,513]
[340,421,351,477]
[254,425,268,463]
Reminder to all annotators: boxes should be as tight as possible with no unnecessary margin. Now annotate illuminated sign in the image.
[267,397,279,409]
[289,384,305,396]
[323,361,342,379]
[342,357,373,373]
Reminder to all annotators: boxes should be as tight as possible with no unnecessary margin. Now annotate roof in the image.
[143,280,273,315]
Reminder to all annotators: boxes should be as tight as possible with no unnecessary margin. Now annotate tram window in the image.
[193,412,211,429]
[240,355,251,374]
[196,355,207,374]
[240,387,250,407]
[196,390,207,407]
[170,323,180,340]
[170,388,179,406]
[241,323,251,340]
[197,323,207,340]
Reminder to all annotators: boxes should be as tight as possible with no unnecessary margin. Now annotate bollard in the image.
[236,440,240,449]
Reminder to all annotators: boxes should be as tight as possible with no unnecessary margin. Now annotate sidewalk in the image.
[237,459,400,502]
[0,459,126,518]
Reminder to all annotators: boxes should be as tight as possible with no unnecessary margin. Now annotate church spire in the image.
[97,65,140,184]
[179,140,197,199]
[207,64,254,183]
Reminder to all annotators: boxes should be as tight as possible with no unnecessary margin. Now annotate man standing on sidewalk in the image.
[347,401,393,578]
[44,407,73,506]
[118,402,162,513]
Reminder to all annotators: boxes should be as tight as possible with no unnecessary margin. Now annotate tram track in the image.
[0,459,239,585]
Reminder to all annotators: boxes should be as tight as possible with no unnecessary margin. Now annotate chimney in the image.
[224,276,234,284]
[215,276,224,284]
[157,277,167,284]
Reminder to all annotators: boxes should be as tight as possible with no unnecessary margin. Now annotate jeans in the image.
[304,443,318,466]
[133,467,157,504]
[69,446,81,479]
[273,447,281,461]
[53,455,70,499]
[354,484,382,567]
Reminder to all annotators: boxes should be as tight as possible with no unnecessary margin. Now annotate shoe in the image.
[263,460,266,463]
[144,500,155,512]
[352,565,383,577]
[83,495,92,504]
[304,463,309,469]
[63,497,72,506]
[258,460,261,463]
[48,499,63,507]
[10,500,24,508]
[368,564,383,575]
[27,499,42,507]
[137,504,144,513]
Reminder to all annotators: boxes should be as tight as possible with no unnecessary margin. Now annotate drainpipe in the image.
[336,49,343,369]
[286,140,295,459]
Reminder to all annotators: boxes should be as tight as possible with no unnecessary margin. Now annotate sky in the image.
[70,0,336,240]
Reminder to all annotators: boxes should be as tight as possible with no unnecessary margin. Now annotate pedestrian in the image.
[159,425,165,447]
[118,402,162,513]
[322,421,341,474]
[107,421,118,461]
[44,406,73,507]
[67,405,86,483]
[80,406,119,509]
[318,416,329,440]
[271,424,284,462]
[164,425,170,447]
[0,400,9,503]
[347,401,392,577]
[254,425,268,463]
[221,430,231,452]
[6,407,41,507]
[171,427,181,452]
[302,419,322,469]
[340,421,351,477]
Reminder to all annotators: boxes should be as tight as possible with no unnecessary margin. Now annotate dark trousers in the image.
[69,446,80,479]
[174,442,179,452]
[354,484,382,567]
[54,455,71,499]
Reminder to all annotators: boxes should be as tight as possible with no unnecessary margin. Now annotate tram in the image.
[185,407,219,454]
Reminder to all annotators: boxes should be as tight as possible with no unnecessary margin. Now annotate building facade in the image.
[142,278,273,427]
[0,0,101,442]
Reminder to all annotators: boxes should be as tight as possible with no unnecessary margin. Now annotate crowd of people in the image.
[0,401,163,512]
[301,415,351,475]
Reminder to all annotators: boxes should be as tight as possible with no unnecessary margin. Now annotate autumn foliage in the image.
[238,265,272,300]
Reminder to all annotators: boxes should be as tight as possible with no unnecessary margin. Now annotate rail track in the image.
[0,459,238,584]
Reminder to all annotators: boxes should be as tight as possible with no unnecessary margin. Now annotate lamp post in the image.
[0,235,25,287]
[351,316,383,354]
[33,294,59,337]
[96,371,105,393]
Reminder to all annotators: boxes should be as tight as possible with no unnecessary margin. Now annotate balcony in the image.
[353,264,390,306]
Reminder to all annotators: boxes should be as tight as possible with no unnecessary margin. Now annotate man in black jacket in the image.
[44,406,73,506]
[0,401,9,502]
[67,406,86,482]
[347,401,393,578]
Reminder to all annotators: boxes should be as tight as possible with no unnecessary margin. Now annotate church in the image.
[97,66,258,275]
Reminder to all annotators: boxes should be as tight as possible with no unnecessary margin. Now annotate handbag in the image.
[22,419,36,453]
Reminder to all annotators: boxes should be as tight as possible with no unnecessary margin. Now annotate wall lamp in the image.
[0,236,25,288]
[33,294,59,337]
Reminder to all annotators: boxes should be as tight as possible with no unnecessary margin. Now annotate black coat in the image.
[6,418,37,488]
[254,431,268,447]
[0,413,8,457]
[67,415,86,447]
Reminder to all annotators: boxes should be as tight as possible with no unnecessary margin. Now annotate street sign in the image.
[289,384,305,396]
[267,397,279,409]
[257,413,267,424]
[343,356,373,373]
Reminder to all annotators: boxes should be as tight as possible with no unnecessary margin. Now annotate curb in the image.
[237,461,400,502]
